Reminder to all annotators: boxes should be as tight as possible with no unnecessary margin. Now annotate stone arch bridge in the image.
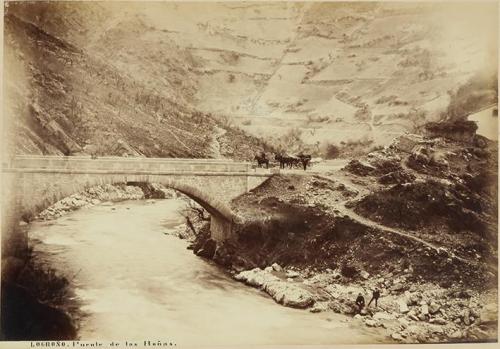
[1,155,272,256]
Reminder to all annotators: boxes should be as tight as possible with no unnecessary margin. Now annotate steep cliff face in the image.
[4,2,497,157]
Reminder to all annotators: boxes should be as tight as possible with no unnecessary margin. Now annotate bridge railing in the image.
[5,155,252,173]
[8,155,239,162]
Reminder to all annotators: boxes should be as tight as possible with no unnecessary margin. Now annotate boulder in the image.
[449,330,463,339]
[286,270,300,278]
[264,280,315,309]
[360,270,370,280]
[409,315,420,321]
[429,317,447,325]
[391,332,404,341]
[271,263,283,272]
[408,293,421,306]
[264,266,273,273]
[398,299,409,313]
[421,304,429,315]
[429,302,441,314]
[391,283,406,292]
[365,319,378,327]
[310,302,329,313]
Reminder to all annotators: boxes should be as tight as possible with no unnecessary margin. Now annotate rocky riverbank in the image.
[191,130,497,344]
[37,183,175,220]
[231,265,497,343]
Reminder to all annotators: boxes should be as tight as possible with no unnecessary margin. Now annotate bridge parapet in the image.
[6,156,251,173]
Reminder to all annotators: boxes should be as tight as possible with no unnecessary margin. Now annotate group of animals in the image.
[254,153,312,170]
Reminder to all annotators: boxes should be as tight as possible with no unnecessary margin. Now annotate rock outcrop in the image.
[235,268,315,309]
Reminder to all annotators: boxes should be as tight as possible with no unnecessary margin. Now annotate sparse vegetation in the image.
[306,114,330,124]
[323,143,340,159]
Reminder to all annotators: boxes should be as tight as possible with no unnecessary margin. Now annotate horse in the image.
[275,153,299,169]
[297,154,312,170]
[255,154,269,168]
[275,154,289,169]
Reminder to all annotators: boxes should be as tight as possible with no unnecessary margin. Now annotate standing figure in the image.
[367,288,381,308]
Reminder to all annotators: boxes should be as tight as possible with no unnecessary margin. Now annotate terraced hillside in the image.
[4,2,498,157]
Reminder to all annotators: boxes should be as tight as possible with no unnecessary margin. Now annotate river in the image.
[28,198,387,345]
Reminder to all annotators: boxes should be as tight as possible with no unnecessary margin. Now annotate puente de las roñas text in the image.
[1,155,272,257]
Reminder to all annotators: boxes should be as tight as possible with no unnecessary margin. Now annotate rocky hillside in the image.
[4,2,497,157]
[191,120,497,343]
[4,3,270,159]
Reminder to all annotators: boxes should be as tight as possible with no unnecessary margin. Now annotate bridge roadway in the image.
[1,155,272,258]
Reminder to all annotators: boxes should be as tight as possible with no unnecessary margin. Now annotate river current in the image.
[29,199,386,345]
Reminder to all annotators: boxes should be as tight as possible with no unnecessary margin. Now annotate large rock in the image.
[408,293,421,306]
[429,317,447,325]
[310,302,329,313]
[429,302,441,315]
[479,303,497,324]
[391,283,406,292]
[398,299,409,313]
[391,332,404,341]
[449,330,463,339]
[360,270,370,280]
[271,263,283,272]
[235,269,314,309]
[421,304,429,315]
[265,281,315,308]
[235,268,279,288]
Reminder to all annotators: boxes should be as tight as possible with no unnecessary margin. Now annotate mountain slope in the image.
[4,2,497,157]
[4,5,270,159]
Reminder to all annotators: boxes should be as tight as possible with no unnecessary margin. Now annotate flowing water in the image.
[29,199,387,345]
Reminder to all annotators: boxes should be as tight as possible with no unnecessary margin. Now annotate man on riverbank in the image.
[367,288,381,308]
[355,293,365,313]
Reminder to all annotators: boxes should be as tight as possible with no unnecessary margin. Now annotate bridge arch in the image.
[1,156,271,257]
[17,173,237,231]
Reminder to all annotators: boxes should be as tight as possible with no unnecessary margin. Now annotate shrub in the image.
[324,143,340,159]
[341,263,358,278]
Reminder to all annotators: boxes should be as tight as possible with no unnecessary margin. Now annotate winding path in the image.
[285,163,487,270]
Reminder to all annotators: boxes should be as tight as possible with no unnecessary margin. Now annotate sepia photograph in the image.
[1,0,498,346]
